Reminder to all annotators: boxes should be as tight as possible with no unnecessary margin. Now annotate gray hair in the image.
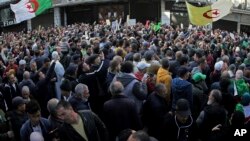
[52,51,59,60]
[47,98,59,115]
[22,86,30,94]
[109,81,124,96]
[74,83,88,97]
[222,55,229,63]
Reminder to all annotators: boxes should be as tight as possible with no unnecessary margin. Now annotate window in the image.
[0,8,14,22]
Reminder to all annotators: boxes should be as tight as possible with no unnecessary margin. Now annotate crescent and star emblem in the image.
[203,9,220,19]
[25,0,39,13]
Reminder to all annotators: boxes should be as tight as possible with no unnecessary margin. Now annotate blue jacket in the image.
[69,96,90,111]
[20,117,51,141]
[171,78,193,110]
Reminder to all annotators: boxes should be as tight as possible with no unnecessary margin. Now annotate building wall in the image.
[31,11,54,29]
[130,0,161,23]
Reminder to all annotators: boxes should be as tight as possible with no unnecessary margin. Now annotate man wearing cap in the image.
[156,58,172,103]
[191,72,208,119]
[162,99,197,141]
[134,61,150,81]
[17,59,27,82]
[210,61,223,84]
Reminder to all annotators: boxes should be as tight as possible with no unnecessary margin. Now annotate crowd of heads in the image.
[0,21,249,141]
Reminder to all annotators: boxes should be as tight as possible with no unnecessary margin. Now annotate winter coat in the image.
[115,73,147,113]
[172,78,193,110]
[58,110,109,141]
[103,95,142,141]
[162,113,198,141]
[156,67,172,103]
[20,118,51,141]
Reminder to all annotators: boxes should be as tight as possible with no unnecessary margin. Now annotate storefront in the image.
[240,24,250,35]
[164,0,205,27]
[64,3,127,25]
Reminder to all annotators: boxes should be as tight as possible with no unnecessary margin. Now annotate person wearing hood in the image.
[171,66,193,112]
[191,72,208,119]
[162,99,198,141]
[156,58,172,103]
[113,61,147,114]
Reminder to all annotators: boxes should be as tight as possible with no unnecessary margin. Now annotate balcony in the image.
[231,0,250,15]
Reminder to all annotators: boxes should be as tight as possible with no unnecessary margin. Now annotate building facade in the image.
[0,0,249,33]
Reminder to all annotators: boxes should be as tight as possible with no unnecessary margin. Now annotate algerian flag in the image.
[186,0,233,26]
[10,0,52,23]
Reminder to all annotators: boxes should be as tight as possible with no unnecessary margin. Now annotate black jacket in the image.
[162,113,198,141]
[59,110,109,141]
[142,92,170,140]
[103,95,142,141]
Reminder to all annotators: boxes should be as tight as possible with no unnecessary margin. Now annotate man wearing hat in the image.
[191,72,208,119]
[17,59,27,82]
[135,61,150,81]
[161,99,197,141]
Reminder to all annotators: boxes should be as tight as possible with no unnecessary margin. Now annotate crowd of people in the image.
[0,21,250,141]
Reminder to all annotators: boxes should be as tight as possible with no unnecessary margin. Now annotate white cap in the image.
[137,61,150,70]
[214,61,223,71]
[19,59,26,65]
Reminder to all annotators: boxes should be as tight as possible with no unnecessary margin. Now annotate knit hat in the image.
[178,66,189,77]
[19,59,26,65]
[241,92,250,106]
[137,61,150,70]
[192,72,206,82]
[176,99,191,117]
[235,103,244,113]
[12,96,25,109]
[214,61,223,71]
[60,79,72,92]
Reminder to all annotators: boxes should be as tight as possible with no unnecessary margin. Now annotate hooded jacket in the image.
[162,113,198,141]
[156,67,172,102]
[171,78,193,111]
[115,73,147,113]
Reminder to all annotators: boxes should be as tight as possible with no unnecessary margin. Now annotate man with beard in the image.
[196,89,227,141]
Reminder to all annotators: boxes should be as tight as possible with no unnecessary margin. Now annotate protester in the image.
[55,100,109,141]
[0,21,249,141]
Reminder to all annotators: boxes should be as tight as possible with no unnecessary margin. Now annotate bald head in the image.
[110,81,124,96]
[23,71,30,80]
[236,70,243,80]
[47,98,59,115]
